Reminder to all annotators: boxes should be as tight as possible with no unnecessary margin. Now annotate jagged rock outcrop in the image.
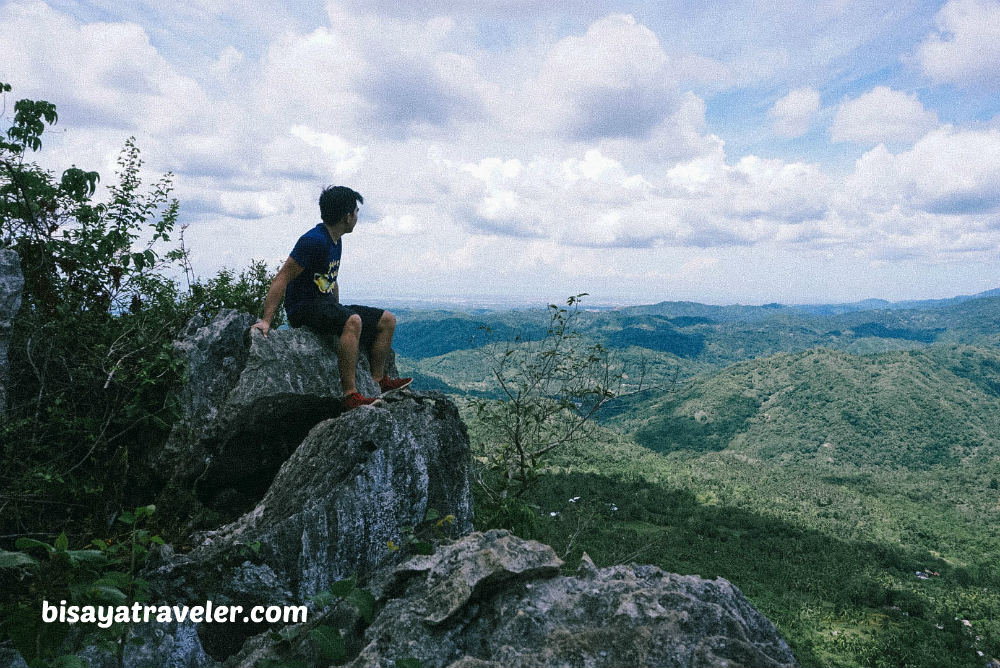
[0,249,24,414]
[141,390,472,662]
[358,530,797,668]
[156,308,396,522]
[229,530,798,668]
[70,308,795,668]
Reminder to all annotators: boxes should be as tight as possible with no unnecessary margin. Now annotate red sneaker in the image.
[342,391,382,410]
[378,376,413,394]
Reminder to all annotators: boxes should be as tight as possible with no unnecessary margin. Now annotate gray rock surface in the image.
[145,391,473,662]
[347,530,797,668]
[0,249,24,414]
[157,308,397,521]
[76,621,215,668]
[228,530,797,668]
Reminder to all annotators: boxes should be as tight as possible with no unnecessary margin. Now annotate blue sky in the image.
[2,0,999,305]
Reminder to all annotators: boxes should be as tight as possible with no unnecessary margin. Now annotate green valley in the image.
[393,292,1000,668]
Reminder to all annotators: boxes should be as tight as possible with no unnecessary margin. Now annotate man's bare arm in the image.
[251,257,304,337]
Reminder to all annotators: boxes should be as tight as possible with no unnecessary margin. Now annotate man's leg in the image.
[338,313,362,395]
[294,299,380,408]
[369,310,396,381]
[343,304,411,394]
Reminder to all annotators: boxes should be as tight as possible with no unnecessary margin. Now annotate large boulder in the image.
[351,530,797,668]
[0,249,24,414]
[156,309,396,524]
[141,391,473,663]
[230,530,798,668]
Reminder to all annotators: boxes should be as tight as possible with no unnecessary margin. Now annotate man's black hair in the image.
[319,185,364,224]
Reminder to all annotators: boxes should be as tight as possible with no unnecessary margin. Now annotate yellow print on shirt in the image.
[313,259,339,293]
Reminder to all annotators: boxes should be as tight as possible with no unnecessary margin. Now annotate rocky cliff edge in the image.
[61,308,795,667]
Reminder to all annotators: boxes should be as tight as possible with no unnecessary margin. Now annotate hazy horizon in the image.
[355,284,1000,311]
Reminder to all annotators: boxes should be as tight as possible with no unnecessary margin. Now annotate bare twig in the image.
[562,504,599,558]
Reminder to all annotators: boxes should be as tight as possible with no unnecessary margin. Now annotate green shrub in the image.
[0,83,271,540]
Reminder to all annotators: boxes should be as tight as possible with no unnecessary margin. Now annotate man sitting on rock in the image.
[251,185,411,410]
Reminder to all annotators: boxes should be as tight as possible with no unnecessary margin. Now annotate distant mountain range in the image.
[615,286,1000,321]
[391,288,1000,668]
[394,290,1000,365]
[791,287,1000,315]
[395,288,1000,474]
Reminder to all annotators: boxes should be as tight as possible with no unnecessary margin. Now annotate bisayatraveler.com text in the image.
[42,600,307,629]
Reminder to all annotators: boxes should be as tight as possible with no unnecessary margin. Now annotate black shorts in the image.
[288,296,384,353]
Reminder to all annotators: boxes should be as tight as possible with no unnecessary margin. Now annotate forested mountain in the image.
[397,292,1000,364]
[793,287,1000,315]
[392,291,1000,668]
[611,344,1000,470]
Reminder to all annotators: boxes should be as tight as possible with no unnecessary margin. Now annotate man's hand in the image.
[253,256,303,339]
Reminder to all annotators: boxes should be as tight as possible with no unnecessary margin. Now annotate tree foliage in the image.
[0,83,272,539]
[2,505,164,666]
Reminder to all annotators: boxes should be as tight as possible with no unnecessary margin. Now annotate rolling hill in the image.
[612,344,1000,470]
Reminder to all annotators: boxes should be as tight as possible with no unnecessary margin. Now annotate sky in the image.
[2,0,999,306]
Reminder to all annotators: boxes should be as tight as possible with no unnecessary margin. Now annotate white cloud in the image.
[830,86,938,144]
[666,144,728,193]
[3,1,999,302]
[731,155,830,223]
[0,0,208,134]
[372,214,423,236]
[844,126,1000,215]
[288,126,366,177]
[670,53,734,89]
[254,27,366,135]
[208,46,244,82]
[327,7,489,134]
[668,146,830,224]
[455,149,667,246]
[769,87,821,138]
[524,14,679,141]
[449,140,836,251]
[916,0,1000,92]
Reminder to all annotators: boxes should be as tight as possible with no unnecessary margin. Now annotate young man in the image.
[251,186,411,410]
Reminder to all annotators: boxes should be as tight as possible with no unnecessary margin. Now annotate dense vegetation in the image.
[0,85,275,540]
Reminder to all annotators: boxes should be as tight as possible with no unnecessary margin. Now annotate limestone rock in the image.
[63,306,797,668]
[77,622,215,668]
[0,249,24,414]
[376,529,564,625]
[347,530,797,668]
[157,308,397,523]
[145,391,473,662]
